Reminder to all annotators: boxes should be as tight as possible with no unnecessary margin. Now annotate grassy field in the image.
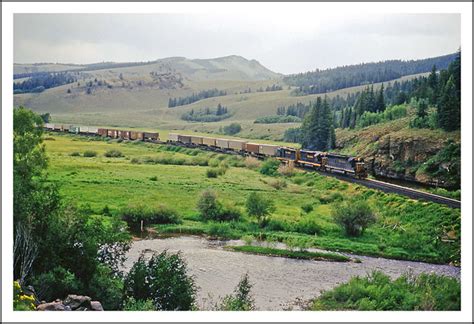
[44,133,460,265]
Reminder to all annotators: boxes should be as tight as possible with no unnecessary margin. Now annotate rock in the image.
[90,301,104,311]
[63,295,91,310]
[37,301,66,311]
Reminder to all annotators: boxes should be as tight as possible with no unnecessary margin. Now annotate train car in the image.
[277,147,298,161]
[228,139,246,151]
[69,125,80,134]
[130,131,144,141]
[168,133,179,143]
[118,130,131,140]
[325,153,367,178]
[107,129,118,138]
[178,134,191,145]
[298,150,324,167]
[202,136,216,147]
[216,138,229,150]
[98,128,108,137]
[245,143,260,155]
[53,124,63,131]
[259,144,279,157]
[44,123,54,131]
[144,132,159,142]
[190,135,203,146]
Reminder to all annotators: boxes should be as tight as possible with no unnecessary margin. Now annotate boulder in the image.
[63,295,91,310]
[37,301,66,311]
[90,301,104,311]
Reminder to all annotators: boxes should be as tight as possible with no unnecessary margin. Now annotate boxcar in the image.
[168,133,179,142]
[88,127,99,135]
[130,131,144,141]
[44,123,54,130]
[259,144,278,157]
[118,130,131,139]
[98,128,108,137]
[245,143,260,154]
[178,135,192,144]
[107,129,118,138]
[228,139,247,151]
[190,136,203,145]
[69,125,80,134]
[144,132,159,141]
[216,138,229,150]
[202,137,216,147]
[53,124,63,131]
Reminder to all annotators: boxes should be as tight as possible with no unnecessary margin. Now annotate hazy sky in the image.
[14,13,460,74]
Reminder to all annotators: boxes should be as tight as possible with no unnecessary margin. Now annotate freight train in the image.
[43,124,367,178]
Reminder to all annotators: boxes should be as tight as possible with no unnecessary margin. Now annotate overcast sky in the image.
[14,13,460,74]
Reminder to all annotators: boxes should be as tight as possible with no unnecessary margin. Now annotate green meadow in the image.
[45,134,460,265]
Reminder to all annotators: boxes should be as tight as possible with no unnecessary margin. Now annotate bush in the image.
[246,192,275,227]
[244,157,261,170]
[197,190,222,221]
[218,273,255,310]
[83,150,97,157]
[123,251,196,310]
[332,200,376,237]
[123,297,155,311]
[86,264,123,310]
[32,266,82,302]
[223,123,242,135]
[149,176,158,181]
[104,149,124,158]
[120,204,181,230]
[13,281,36,311]
[70,151,81,157]
[278,164,295,177]
[197,190,240,221]
[206,167,227,178]
[301,203,314,214]
[294,217,322,235]
[311,271,460,310]
[259,158,280,176]
[268,179,287,190]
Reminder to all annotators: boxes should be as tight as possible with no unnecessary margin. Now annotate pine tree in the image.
[437,76,460,131]
[375,84,386,112]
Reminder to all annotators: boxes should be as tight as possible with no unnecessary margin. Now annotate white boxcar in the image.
[44,123,54,130]
[168,133,179,142]
[202,137,216,147]
[228,139,247,151]
[216,138,229,149]
[79,126,89,133]
[259,144,279,156]
[88,127,99,134]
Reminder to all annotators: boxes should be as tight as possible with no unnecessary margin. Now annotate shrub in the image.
[294,217,322,235]
[246,192,275,227]
[268,179,287,190]
[83,150,97,157]
[259,158,280,176]
[278,164,295,177]
[104,149,124,158]
[123,297,155,311]
[149,176,158,181]
[13,281,36,311]
[206,168,218,178]
[311,271,460,310]
[223,123,242,135]
[218,273,255,310]
[120,204,181,230]
[123,251,196,310]
[301,203,314,214]
[332,200,376,237]
[70,151,81,157]
[244,157,261,170]
[86,264,123,310]
[219,205,241,222]
[197,190,222,221]
[31,266,82,302]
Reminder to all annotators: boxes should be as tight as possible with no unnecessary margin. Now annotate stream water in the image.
[122,235,460,311]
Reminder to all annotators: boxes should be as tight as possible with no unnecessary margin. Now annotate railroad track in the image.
[313,170,461,209]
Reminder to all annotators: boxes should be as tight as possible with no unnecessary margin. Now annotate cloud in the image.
[14,13,460,74]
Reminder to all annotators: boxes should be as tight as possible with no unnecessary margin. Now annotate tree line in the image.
[181,103,231,122]
[13,72,77,94]
[284,52,458,95]
[168,88,227,107]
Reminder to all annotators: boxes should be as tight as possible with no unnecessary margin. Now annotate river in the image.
[122,235,460,310]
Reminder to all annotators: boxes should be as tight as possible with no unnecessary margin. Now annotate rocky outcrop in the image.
[37,295,103,311]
